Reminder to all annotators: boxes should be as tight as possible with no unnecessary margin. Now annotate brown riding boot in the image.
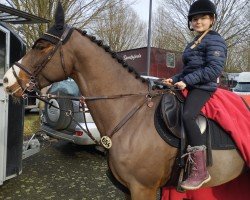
[180,145,211,190]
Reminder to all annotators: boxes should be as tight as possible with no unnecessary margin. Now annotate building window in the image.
[166,53,175,68]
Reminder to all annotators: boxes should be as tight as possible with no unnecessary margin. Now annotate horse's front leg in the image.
[124,193,131,200]
[129,183,158,200]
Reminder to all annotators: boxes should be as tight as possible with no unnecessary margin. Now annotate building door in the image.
[0,25,10,185]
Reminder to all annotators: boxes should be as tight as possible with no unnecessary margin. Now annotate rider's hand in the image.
[174,81,186,90]
[162,78,173,86]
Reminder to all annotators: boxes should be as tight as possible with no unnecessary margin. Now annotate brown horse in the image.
[2,4,245,200]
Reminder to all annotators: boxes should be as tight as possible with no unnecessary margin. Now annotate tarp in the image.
[162,88,250,200]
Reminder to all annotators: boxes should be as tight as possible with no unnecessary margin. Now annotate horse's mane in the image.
[75,28,150,84]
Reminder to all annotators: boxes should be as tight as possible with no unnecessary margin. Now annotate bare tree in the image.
[153,0,250,71]
[89,0,147,51]
[6,0,122,47]
[152,6,187,51]
[226,40,250,72]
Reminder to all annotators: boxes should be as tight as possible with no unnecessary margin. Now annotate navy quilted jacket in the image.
[172,30,227,91]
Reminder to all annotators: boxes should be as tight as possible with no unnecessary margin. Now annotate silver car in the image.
[40,79,100,145]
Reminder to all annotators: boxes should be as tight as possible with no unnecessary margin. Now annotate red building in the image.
[117,47,183,78]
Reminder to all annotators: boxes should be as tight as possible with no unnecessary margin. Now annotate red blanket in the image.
[161,171,250,200]
[161,88,250,200]
[182,88,250,167]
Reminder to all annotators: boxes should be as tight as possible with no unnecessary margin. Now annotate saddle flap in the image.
[161,92,182,138]
[160,92,207,138]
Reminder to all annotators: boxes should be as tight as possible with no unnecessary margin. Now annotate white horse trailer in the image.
[0,3,49,185]
[0,22,25,186]
[0,24,10,185]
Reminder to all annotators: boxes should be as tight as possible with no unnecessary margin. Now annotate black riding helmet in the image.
[188,0,217,31]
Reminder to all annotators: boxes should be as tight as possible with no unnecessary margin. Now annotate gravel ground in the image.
[0,138,125,200]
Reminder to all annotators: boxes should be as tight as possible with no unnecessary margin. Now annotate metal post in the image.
[146,0,152,76]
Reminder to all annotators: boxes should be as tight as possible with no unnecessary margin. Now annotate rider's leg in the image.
[182,89,213,146]
[181,88,214,190]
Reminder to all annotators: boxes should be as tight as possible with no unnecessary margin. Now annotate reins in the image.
[32,88,170,149]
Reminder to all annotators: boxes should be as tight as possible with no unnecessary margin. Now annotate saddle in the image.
[161,91,206,139]
[155,91,236,150]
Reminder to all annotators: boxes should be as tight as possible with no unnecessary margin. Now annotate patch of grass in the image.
[24,113,40,137]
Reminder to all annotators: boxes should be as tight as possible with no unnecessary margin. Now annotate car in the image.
[40,78,101,145]
[232,72,250,107]
[40,76,161,145]
[232,72,250,95]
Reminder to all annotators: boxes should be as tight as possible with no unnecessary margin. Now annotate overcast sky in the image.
[0,0,159,23]
[129,0,159,22]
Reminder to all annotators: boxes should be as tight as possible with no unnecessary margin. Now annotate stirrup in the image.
[176,168,186,192]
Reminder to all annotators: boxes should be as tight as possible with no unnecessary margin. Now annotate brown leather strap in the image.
[34,25,70,79]
[81,105,100,144]
[39,92,152,101]
[12,65,24,88]
[190,28,211,49]
[14,26,73,95]
[14,62,33,76]
[107,97,149,138]
[60,46,67,79]
[33,41,62,77]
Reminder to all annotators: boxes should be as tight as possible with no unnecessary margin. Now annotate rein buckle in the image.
[26,80,37,92]
[22,93,28,99]
[146,94,154,108]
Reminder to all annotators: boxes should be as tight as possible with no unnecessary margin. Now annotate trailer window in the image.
[166,53,175,68]
[0,31,6,79]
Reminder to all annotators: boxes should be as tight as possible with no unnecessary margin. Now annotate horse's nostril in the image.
[3,77,8,84]
[6,87,11,93]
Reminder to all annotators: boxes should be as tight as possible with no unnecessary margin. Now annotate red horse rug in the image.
[182,88,250,167]
[161,170,250,200]
[162,88,250,200]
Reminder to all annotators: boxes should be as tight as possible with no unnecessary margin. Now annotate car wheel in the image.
[44,91,73,130]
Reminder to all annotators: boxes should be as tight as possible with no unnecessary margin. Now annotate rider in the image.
[163,0,227,190]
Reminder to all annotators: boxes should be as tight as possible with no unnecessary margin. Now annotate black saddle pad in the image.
[154,100,236,150]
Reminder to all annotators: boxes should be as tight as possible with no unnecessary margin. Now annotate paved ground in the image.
[0,138,125,200]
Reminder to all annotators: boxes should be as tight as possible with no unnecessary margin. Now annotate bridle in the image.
[12,25,73,97]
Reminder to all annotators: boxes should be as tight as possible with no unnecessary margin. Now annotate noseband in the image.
[13,25,73,96]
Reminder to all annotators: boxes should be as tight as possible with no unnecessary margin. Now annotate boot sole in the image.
[181,174,211,190]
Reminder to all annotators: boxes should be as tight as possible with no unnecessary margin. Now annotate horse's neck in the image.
[72,34,148,136]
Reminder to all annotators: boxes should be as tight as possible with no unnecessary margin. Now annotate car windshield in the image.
[233,83,250,92]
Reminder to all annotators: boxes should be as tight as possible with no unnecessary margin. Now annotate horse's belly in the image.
[205,149,245,187]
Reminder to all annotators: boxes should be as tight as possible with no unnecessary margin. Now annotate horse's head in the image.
[3,2,74,98]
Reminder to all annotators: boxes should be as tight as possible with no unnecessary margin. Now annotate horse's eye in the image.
[35,44,45,50]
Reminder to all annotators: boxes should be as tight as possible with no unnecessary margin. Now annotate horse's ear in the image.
[54,1,65,30]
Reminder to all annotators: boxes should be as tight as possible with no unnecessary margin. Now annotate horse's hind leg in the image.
[130,184,158,200]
